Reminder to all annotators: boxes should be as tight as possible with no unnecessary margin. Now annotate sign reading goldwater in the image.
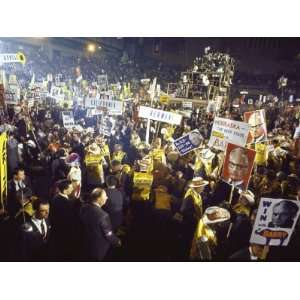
[85,98,123,115]
[174,129,203,156]
[138,106,182,125]
[208,117,250,151]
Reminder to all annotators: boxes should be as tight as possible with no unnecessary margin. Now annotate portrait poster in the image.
[250,198,300,246]
[174,129,203,156]
[244,109,268,144]
[221,143,256,191]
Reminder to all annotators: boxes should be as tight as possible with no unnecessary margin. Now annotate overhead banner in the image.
[138,106,182,125]
[208,117,250,151]
[250,198,300,246]
[85,98,123,115]
[174,129,203,156]
[221,143,256,191]
[62,111,75,129]
[244,109,268,144]
[0,133,7,210]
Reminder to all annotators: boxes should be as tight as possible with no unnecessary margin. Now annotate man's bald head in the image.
[228,147,249,182]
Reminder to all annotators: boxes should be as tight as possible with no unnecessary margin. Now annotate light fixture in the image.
[87,43,96,53]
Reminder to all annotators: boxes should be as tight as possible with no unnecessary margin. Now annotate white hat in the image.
[239,190,255,206]
[188,177,209,188]
[203,206,231,225]
[27,140,36,148]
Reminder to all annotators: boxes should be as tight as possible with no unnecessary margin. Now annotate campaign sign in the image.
[62,111,75,129]
[221,143,256,192]
[85,98,123,115]
[138,106,182,125]
[208,117,250,151]
[174,129,203,156]
[250,198,300,246]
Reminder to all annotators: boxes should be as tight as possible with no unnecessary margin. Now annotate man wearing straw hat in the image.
[174,177,209,259]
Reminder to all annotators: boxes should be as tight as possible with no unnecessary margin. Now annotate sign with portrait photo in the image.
[208,117,250,151]
[250,198,300,246]
[244,109,268,144]
[174,129,203,156]
[221,143,256,191]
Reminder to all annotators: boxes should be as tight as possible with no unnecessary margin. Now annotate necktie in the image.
[41,220,46,238]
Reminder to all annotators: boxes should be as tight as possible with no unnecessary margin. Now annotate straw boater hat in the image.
[202,206,231,225]
[167,151,179,162]
[239,190,255,206]
[188,177,209,188]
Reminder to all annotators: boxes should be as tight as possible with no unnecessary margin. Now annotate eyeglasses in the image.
[228,161,248,170]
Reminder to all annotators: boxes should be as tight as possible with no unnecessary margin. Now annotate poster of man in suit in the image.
[250,198,300,246]
[221,143,256,191]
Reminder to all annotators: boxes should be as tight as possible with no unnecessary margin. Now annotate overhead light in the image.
[87,43,96,53]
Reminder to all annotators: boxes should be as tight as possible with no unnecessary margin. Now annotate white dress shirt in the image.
[31,217,47,236]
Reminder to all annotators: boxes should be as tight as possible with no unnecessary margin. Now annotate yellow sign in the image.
[16,52,26,65]
[85,154,102,166]
[132,172,153,201]
[159,95,170,105]
[212,131,224,138]
[0,133,8,210]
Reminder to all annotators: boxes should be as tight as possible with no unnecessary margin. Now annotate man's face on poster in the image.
[228,148,249,182]
[248,112,266,141]
[189,132,202,147]
[271,201,299,228]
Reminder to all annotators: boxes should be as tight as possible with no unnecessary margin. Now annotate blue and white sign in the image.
[174,129,203,156]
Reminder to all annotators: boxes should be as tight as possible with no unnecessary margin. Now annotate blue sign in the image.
[174,129,203,156]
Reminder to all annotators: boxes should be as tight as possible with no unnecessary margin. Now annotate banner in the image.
[174,129,203,156]
[221,143,256,191]
[244,109,268,144]
[0,52,26,65]
[4,88,20,105]
[85,98,123,115]
[138,106,182,125]
[0,133,7,210]
[250,198,300,246]
[208,117,250,151]
[62,111,75,129]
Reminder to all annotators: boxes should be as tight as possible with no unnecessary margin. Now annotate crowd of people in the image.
[1,42,300,262]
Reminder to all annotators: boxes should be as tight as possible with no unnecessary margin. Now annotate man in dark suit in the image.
[49,179,78,261]
[20,199,51,261]
[7,167,32,218]
[80,188,121,261]
[229,244,269,261]
[103,175,124,231]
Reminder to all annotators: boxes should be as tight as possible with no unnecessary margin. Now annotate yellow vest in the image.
[190,218,217,259]
[132,172,153,201]
[184,188,203,218]
[112,151,126,163]
[85,153,102,166]
[154,189,172,210]
[255,143,268,166]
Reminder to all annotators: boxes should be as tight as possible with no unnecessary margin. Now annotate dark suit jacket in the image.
[21,219,51,261]
[103,188,124,230]
[80,203,120,261]
[49,194,79,260]
[229,247,261,261]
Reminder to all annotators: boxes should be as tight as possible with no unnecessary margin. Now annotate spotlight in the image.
[87,43,96,53]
